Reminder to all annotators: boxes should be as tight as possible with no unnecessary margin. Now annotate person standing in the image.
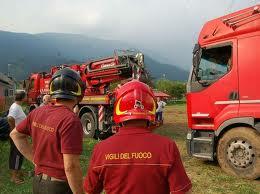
[40,94,51,106]
[10,68,86,194]
[84,80,191,194]
[7,90,27,184]
[156,97,166,122]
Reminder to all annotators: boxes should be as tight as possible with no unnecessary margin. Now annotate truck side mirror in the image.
[23,80,26,89]
[193,44,201,54]
[197,68,203,80]
[23,79,30,90]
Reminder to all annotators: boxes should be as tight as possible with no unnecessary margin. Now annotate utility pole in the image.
[163,73,166,79]
[7,64,12,77]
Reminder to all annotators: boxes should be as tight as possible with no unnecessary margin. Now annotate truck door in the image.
[187,40,239,130]
[238,35,260,117]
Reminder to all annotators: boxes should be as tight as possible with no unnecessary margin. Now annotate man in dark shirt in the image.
[11,68,86,194]
[84,80,192,194]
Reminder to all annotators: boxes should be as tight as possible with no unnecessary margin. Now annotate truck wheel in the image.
[217,127,260,179]
[80,112,96,138]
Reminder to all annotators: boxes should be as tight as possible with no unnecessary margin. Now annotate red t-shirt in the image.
[84,127,191,194]
[16,104,83,180]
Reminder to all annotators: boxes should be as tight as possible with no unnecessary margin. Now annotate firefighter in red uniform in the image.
[11,68,86,194]
[84,80,192,194]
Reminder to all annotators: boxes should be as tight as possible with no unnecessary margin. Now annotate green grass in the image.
[0,104,259,193]
[0,137,99,194]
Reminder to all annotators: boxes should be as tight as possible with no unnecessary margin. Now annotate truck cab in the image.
[26,72,51,111]
[186,5,260,179]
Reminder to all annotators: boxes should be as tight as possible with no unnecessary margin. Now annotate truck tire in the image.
[217,127,260,179]
[80,112,96,138]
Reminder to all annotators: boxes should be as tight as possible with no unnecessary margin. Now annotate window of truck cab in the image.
[195,44,232,85]
[29,79,35,90]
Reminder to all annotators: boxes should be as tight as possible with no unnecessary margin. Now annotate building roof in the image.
[0,72,15,86]
[153,91,170,98]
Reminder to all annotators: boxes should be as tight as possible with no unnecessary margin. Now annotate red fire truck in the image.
[25,50,148,139]
[186,5,260,179]
[26,64,82,110]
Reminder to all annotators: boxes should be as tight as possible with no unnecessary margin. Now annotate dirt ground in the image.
[155,105,259,194]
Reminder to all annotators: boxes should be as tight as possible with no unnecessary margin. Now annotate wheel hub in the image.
[87,121,92,131]
[227,140,255,168]
[82,119,92,135]
[84,119,91,133]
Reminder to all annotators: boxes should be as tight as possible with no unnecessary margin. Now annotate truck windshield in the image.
[196,45,232,85]
[188,44,232,92]
[29,79,35,90]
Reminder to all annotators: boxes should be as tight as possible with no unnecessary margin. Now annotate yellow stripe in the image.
[115,98,127,115]
[93,163,171,169]
[82,97,107,101]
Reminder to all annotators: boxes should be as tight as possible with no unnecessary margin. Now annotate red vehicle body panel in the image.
[238,35,260,118]
[187,5,260,132]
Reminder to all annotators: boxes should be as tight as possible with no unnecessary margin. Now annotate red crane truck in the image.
[186,5,260,179]
[25,50,147,139]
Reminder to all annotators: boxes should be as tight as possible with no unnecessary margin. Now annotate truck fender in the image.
[215,117,257,136]
[78,105,98,122]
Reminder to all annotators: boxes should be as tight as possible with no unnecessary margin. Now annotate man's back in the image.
[16,104,83,180]
[84,127,191,194]
[8,103,26,126]
[12,68,86,194]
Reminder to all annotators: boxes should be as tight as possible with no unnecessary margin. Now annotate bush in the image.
[155,79,186,100]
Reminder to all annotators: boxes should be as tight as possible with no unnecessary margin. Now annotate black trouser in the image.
[33,174,72,194]
[9,138,23,170]
[156,111,163,121]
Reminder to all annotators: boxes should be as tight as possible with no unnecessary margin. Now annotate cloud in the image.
[0,0,259,69]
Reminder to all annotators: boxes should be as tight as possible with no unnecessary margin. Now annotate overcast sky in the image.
[1,0,259,70]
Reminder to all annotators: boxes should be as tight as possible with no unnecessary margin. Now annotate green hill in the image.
[0,31,188,81]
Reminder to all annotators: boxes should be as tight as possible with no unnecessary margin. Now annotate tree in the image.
[155,79,186,100]
[155,79,173,94]
[170,81,186,99]
[140,69,155,88]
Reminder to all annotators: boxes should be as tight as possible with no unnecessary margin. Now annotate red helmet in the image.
[113,80,156,124]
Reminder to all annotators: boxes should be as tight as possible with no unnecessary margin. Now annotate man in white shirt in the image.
[7,91,27,184]
[156,97,166,123]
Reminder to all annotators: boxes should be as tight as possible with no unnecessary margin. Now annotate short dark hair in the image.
[15,91,26,101]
